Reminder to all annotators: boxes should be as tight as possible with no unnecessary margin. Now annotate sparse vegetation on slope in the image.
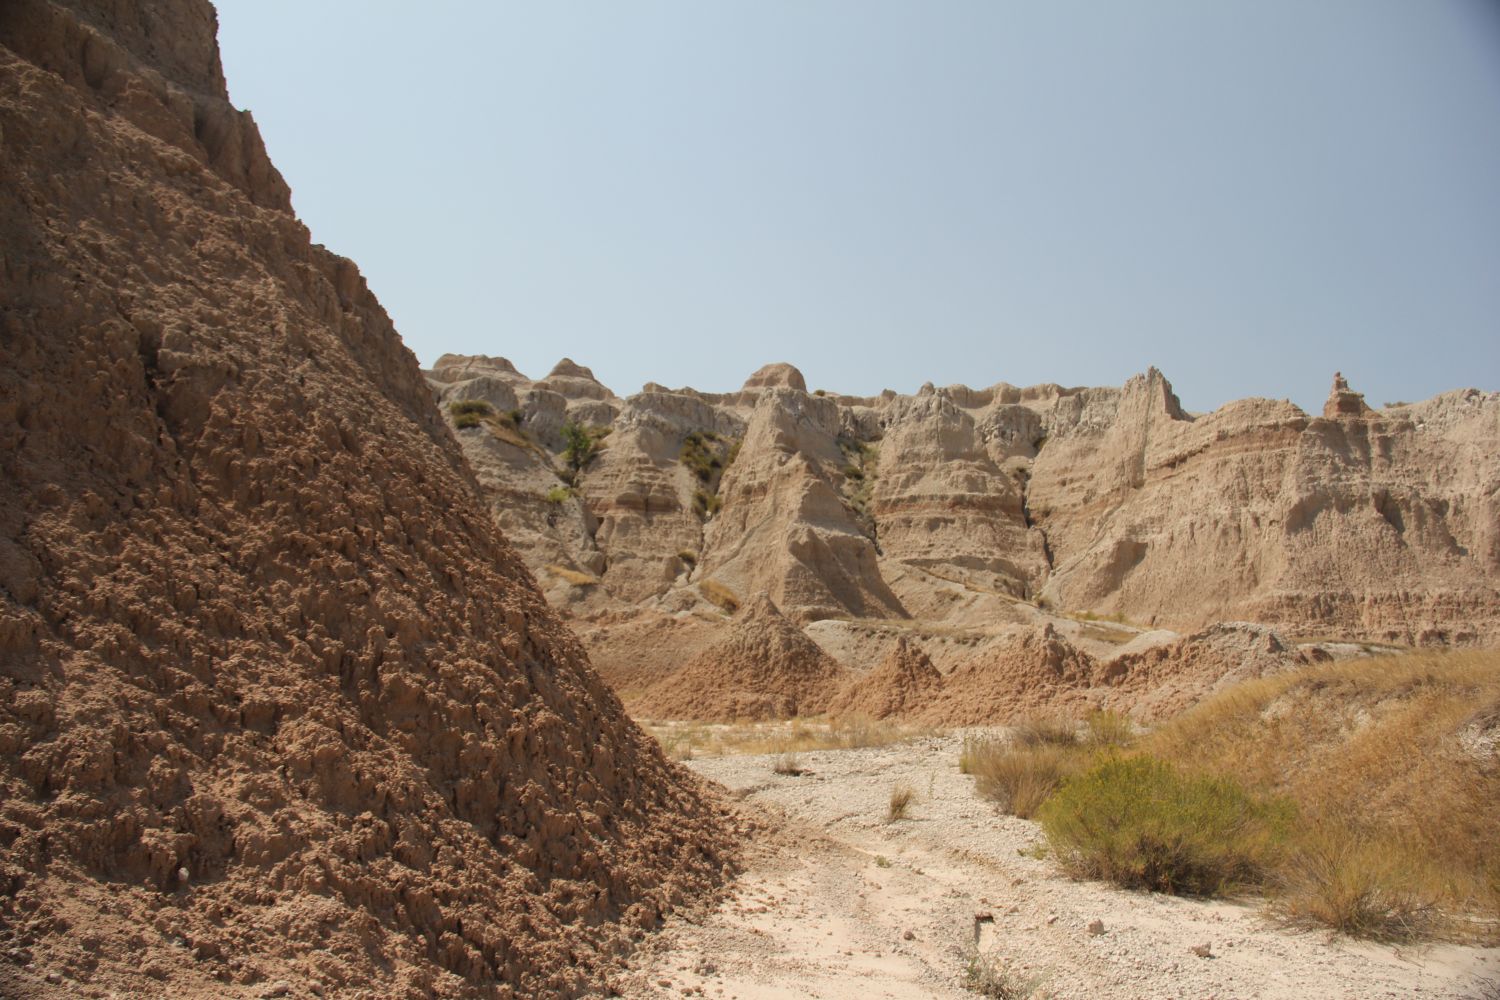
[999,651,1500,941]
[559,420,610,484]
[447,397,493,428]
[680,431,735,519]
[1039,755,1293,896]
[1146,648,1500,940]
[962,712,1134,818]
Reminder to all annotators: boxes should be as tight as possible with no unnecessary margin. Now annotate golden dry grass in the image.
[644,714,933,761]
[698,578,740,614]
[962,711,1135,818]
[544,564,599,587]
[887,782,916,822]
[1146,649,1500,939]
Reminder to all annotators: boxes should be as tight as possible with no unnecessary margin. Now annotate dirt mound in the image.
[633,595,849,719]
[0,4,730,997]
[917,624,1100,725]
[825,635,943,720]
[907,621,1332,725]
[1097,621,1332,721]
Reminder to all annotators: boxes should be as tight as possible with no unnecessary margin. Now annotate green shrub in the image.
[680,431,726,484]
[561,420,596,474]
[448,399,494,417]
[692,489,722,518]
[1039,755,1292,896]
[448,399,493,429]
[545,486,573,504]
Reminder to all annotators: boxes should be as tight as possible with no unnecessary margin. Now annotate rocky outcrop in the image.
[0,4,731,997]
[431,353,1498,650]
[1030,372,1500,644]
[1324,371,1373,419]
[697,387,906,623]
[633,595,849,720]
[825,635,944,720]
[917,625,1102,725]
[1094,622,1334,722]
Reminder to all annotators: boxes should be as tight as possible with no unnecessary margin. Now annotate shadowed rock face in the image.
[432,351,1500,648]
[0,3,731,996]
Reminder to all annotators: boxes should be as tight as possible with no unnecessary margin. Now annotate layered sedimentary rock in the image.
[1029,370,1500,644]
[0,4,730,997]
[431,355,1499,649]
[633,595,849,720]
[912,622,1332,726]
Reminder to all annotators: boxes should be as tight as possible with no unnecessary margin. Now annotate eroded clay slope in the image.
[0,3,731,996]
[431,353,1498,648]
[633,595,850,720]
[1029,370,1500,644]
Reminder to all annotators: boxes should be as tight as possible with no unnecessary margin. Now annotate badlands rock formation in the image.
[431,357,1500,649]
[0,4,730,997]
[824,635,945,721]
[634,595,849,720]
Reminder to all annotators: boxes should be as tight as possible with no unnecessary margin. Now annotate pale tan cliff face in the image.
[431,353,1499,647]
[0,3,731,995]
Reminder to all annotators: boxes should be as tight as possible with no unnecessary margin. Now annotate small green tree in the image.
[561,421,596,476]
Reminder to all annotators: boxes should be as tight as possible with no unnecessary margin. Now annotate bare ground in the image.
[618,735,1498,1000]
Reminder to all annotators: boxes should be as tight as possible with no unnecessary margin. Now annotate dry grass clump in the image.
[887,782,916,822]
[699,579,740,614]
[961,944,1046,999]
[1273,824,1435,940]
[1010,715,1078,748]
[963,711,1134,819]
[545,564,598,587]
[970,743,1073,819]
[772,751,805,776]
[643,714,930,761]
[1144,648,1500,939]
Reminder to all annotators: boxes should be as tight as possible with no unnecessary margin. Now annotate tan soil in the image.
[619,737,1498,999]
[0,4,732,997]
[632,595,849,720]
[825,635,945,720]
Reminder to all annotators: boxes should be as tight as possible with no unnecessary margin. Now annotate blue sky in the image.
[215,1,1500,413]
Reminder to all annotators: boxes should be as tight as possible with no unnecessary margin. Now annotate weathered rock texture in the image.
[913,622,1334,726]
[430,358,1499,650]
[634,595,849,720]
[824,635,944,720]
[0,4,731,997]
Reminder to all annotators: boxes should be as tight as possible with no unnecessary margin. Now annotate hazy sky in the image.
[215,1,1500,414]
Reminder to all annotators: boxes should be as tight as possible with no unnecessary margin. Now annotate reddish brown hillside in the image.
[0,2,730,997]
[634,594,849,720]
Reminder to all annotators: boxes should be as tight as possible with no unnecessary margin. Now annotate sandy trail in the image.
[618,735,1498,1000]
